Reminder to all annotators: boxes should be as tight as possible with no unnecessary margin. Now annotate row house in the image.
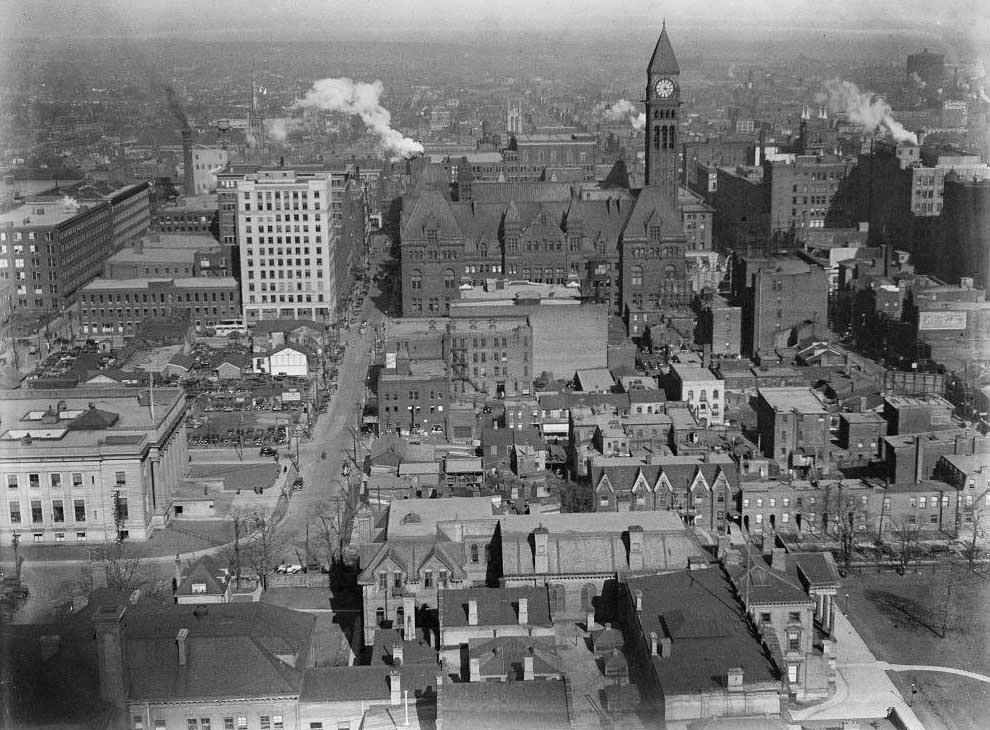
[589,454,737,531]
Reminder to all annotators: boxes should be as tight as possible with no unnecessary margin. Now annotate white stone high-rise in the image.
[236,168,337,323]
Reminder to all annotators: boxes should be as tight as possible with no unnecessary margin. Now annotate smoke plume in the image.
[293,77,423,158]
[598,99,646,131]
[164,85,190,132]
[816,79,917,145]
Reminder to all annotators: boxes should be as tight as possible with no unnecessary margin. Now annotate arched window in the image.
[396,606,405,635]
[630,265,643,287]
[410,269,423,290]
[443,269,455,290]
[550,584,566,614]
[470,544,479,563]
[653,125,661,150]
[376,607,385,626]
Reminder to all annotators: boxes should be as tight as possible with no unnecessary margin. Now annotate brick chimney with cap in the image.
[389,670,402,705]
[467,599,478,626]
[176,628,189,666]
[517,597,528,625]
[771,547,787,572]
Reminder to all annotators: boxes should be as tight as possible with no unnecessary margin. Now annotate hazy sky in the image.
[2,0,987,41]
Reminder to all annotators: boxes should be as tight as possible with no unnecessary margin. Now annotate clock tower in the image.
[645,21,680,205]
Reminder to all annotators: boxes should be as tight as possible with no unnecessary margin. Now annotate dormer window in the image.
[191,582,207,594]
[426,227,438,245]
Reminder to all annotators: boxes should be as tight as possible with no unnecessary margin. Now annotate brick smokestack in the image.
[182,127,195,197]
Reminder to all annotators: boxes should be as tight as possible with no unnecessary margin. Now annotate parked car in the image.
[292,476,305,490]
[260,447,278,457]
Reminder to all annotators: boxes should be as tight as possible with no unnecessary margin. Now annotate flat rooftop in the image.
[758,387,826,413]
[81,276,238,291]
[0,199,104,227]
[672,364,720,382]
[386,496,497,539]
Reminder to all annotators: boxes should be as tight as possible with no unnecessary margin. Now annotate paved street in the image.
[279,278,386,550]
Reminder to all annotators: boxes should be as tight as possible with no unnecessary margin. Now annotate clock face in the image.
[654,77,675,98]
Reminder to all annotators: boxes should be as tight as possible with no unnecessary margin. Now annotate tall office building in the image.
[236,168,337,323]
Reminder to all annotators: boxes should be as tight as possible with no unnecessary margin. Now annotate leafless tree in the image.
[959,503,988,571]
[226,509,251,588]
[93,542,172,601]
[819,482,873,569]
[241,508,287,591]
[888,517,926,573]
[311,497,357,568]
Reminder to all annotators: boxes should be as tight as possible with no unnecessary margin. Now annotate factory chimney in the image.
[182,127,195,197]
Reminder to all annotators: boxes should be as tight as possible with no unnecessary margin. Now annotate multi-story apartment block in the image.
[755,387,831,470]
[0,197,113,316]
[447,316,534,398]
[668,363,724,426]
[236,168,337,323]
[78,276,240,339]
[377,359,449,436]
[0,386,188,544]
[731,252,829,357]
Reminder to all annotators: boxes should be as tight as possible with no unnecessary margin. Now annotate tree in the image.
[819,482,873,569]
[959,502,987,570]
[242,508,287,591]
[226,510,252,588]
[640,325,653,353]
[889,517,925,574]
[93,542,171,601]
[311,498,357,568]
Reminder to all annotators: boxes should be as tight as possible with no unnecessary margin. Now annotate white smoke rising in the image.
[59,195,80,210]
[816,79,918,145]
[598,99,646,130]
[910,71,927,89]
[293,77,423,158]
[266,117,307,143]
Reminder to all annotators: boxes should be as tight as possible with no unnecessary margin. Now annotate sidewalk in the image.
[789,610,926,730]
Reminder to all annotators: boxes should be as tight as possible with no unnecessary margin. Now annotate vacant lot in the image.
[843,566,990,730]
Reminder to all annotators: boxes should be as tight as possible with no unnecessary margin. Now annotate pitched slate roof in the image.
[440,586,552,629]
[76,601,316,703]
[370,628,437,666]
[468,636,561,679]
[357,540,468,585]
[622,185,682,240]
[725,551,815,606]
[439,680,571,730]
[498,511,704,577]
[176,555,230,598]
[648,22,680,75]
[300,665,440,702]
[590,458,737,496]
[626,568,778,695]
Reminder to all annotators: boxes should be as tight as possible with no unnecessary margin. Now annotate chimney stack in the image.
[182,128,195,197]
[727,667,744,689]
[649,631,659,656]
[469,656,481,682]
[392,641,404,666]
[403,595,416,638]
[660,636,672,657]
[467,599,478,626]
[634,589,643,612]
[389,670,402,705]
[93,605,127,705]
[771,547,787,572]
[517,598,528,625]
[523,654,534,681]
[176,628,189,666]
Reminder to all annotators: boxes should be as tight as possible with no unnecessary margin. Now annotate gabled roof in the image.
[468,635,560,679]
[176,555,230,597]
[648,22,680,75]
[726,552,814,606]
[401,189,464,241]
[622,185,682,241]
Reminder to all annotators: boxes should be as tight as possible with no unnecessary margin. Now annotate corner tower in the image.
[645,21,680,204]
